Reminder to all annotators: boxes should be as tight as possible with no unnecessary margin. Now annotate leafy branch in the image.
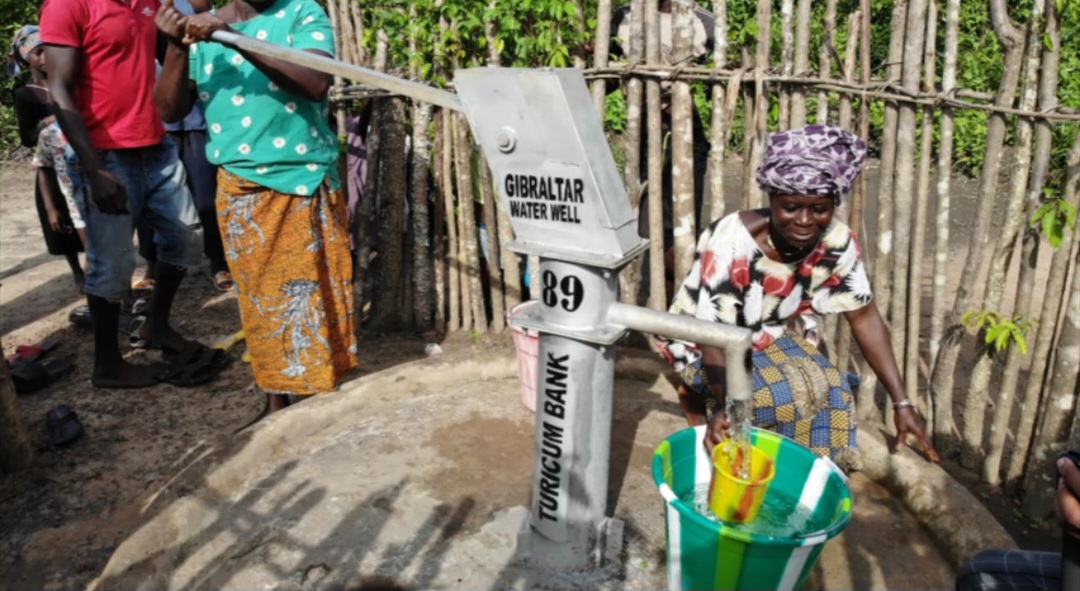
[961,310,1037,355]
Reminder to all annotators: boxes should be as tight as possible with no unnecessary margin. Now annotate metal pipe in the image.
[606,302,754,401]
[209,30,463,112]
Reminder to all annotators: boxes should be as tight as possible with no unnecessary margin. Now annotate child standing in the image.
[9,25,85,289]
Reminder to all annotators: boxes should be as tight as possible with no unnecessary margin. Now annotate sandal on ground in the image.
[131,296,151,316]
[131,278,155,300]
[157,341,231,387]
[69,306,92,329]
[6,338,60,365]
[45,405,83,448]
[11,358,76,395]
[213,271,235,292]
[119,312,148,349]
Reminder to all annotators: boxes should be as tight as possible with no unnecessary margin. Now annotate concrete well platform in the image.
[90,350,969,590]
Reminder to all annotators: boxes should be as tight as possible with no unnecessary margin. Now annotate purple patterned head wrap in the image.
[7,25,41,77]
[756,124,868,201]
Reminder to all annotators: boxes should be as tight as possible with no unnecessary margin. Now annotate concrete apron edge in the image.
[91,349,1013,586]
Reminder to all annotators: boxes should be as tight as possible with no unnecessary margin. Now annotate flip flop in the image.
[157,341,231,387]
[6,339,60,365]
[10,358,76,394]
[45,405,83,447]
[212,330,245,352]
[213,271,235,292]
[69,306,92,329]
[119,312,148,349]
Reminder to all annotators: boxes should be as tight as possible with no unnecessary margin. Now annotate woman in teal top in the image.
[154,0,358,417]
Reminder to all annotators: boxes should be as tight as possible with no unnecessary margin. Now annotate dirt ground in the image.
[0,156,1058,590]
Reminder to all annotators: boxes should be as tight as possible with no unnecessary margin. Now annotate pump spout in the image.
[605,302,754,402]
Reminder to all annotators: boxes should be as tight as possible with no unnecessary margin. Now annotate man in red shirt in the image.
[41,0,206,388]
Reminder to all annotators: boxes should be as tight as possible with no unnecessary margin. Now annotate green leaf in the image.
[1048,217,1065,248]
[1015,333,1029,355]
[1030,202,1055,227]
[994,328,1011,352]
[1064,201,1078,229]
[1044,33,1055,51]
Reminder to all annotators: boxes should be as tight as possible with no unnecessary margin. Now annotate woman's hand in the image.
[704,410,731,456]
[184,12,232,43]
[893,406,940,462]
[46,208,64,233]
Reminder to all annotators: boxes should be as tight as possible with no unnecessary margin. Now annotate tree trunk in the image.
[704,0,729,227]
[433,114,447,333]
[789,0,811,128]
[955,10,1029,469]
[930,0,960,444]
[0,350,32,473]
[646,0,665,311]
[479,158,505,332]
[354,33,388,333]
[1008,131,1080,485]
[745,0,772,210]
[371,96,409,331]
[442,109,461,331]
[857,1,907,423]
[815,0,838,125]
[453,114,486,332]
[930,1,1025,459]
[982,0,1047,484]
[671,0,698,286]
[591,0,613,116]
[778,0,794,130]
[620,0,646,306]
[1022,258,1080,517]
[411,102,435,332]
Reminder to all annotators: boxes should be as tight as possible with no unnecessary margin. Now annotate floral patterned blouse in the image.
[658,212,873,371]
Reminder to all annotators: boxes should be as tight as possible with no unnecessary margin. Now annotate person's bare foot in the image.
[234,393,291,433]
[92,360,167,389]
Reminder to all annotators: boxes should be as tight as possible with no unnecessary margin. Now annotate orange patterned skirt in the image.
[216,169,357,395]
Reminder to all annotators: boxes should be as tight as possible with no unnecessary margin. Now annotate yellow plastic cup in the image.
[709,440,777,523]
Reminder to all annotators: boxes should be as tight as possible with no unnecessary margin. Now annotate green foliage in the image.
[1,0,44,156]
[1029,195,1078,248]
[961,310,1036,355]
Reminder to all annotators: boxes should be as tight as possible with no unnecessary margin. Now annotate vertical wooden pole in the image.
[433,114,448,333]
[354,34,388,334]
[857,0,907,423]
[905,0,937,420]
[816,0,838,125]
[789,0,811,128]
[973,0,1046,476]
[454,114,487,332]
[778,0,794,130]
[621,0,647,306]
[646,0,665,311]
[929,0,960,444]
[887,0,930,432]
[745,0,772,210]
[671,0,698,285]
[704,0,729,227]
[442,109,461,332]
[591,0,614,116]
[1004,0,1062,484]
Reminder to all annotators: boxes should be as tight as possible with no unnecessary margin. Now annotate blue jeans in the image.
[70,137,201,301]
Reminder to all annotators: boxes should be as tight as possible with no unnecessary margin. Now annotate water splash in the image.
[725,397,754,480]
[681,483,823,538]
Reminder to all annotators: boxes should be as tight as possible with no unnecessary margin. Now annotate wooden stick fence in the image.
[331,0,1079,519]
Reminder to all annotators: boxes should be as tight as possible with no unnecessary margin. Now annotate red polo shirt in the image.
[40,0,164,150]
